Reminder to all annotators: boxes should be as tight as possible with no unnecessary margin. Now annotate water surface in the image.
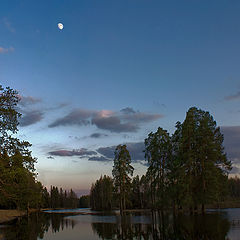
[0,208,240,239]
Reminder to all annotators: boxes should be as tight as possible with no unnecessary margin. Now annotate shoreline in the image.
[0,210,26,224]
[1,204,240,224]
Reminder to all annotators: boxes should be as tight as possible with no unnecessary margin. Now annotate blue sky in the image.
[1,0,240,195]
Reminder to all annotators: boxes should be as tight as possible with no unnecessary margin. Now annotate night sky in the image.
[1,0,240,195]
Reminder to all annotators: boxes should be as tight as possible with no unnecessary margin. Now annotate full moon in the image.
[58,23,64,30]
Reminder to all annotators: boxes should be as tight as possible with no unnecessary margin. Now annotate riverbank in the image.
[0,210,26,224]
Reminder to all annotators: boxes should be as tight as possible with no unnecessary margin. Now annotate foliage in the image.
[144,127,172,209]
[42,186,79,209]
[112,145,134,214]
[142,107,231,213]
[0,85,41,209]
[175,107,231,212]
[79,195,90,208]
[228,177,240,199]
[90,175,113,210]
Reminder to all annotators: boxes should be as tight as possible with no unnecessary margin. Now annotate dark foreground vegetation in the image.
[90,107,235,214]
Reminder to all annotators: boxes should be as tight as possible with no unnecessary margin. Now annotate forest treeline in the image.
[42,186,79,209]
[90,175,240,211]
[90,107,235,214]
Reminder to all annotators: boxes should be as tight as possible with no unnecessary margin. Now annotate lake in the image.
[0,208,240,239]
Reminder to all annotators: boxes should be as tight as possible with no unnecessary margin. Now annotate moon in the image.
[58,23,64,30]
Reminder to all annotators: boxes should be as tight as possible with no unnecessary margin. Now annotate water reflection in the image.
[0,213,76,240]
[91,211,231,240]
[0,210,235,240]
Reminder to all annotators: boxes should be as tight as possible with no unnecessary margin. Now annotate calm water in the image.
[0,208,240,240]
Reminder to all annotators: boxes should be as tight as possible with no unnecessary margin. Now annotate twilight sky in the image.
[1,0,240,195]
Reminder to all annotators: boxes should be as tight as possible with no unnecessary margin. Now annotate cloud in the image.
[120,107,163,123]
[49,108,163,133]
[17,94,69,127]
[47,142,145,163]
[46,102,70,111]
[19,110,44,127]
[121,112,163,124]
[0,46,14,54]
[90,133,108,138]
[18,95,41,107]
[126,142,145,161]
[120,107,136,114]
[96,142,145,162]
[92,115,139,132]
[88,156,111,162]
[97,146,115,159]
[224,91,240,101]
[230,165,240,175]
[48,109,94,128]
[221,126,240,163]
[48,148,97,157]
[3,18,15,33]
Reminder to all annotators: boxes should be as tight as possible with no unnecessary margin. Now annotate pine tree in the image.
[144,127,172,210]
[112,145,134,215]
[178,107,231,213]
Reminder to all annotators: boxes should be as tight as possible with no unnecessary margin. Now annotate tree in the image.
[177,107,231,213]
[90,175,113,210]
[0,85,41,209]
[130,175,141,209]
[42,187,50,208]
[112,145,134,215]
[79,195,90,208]
[167,121,188,211]
[144,127,172,210]
[228,177,240,199]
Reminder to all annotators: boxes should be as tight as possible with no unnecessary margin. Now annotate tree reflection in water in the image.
[91,211,231,240]
[0,212,76,240]
[0,211,231,240]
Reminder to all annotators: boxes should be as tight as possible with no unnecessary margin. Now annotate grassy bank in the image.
[0,210,26,224]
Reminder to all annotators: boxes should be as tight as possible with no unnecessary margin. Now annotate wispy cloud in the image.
[49,108,163,133]
[92,115,138,133]
[48,109,93,128]
[88,156,111,162]
[90,133,108,138]
[3,18,15,33]
[18,95,41,107]
[120,107,136,114]
[0,46,14,54]
[48,148,97,157]
[18,94,69,127]
[46,142,145,165]
[224,91,240,101]
[19,110,44,127]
